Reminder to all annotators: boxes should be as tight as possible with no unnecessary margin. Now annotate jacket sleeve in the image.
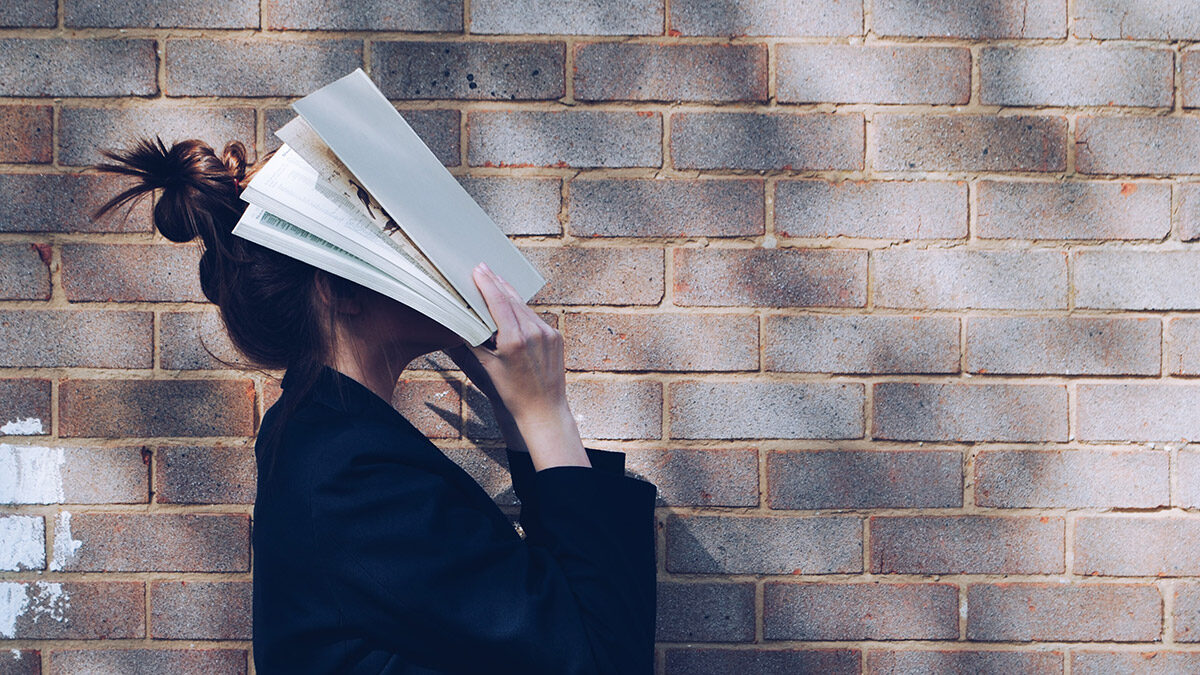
[505,447,628,546]
[309,430,658,675]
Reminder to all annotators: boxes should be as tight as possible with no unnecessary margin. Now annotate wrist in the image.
[512,401,590,470]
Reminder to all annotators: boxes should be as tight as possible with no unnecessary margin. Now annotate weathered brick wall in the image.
[2,0,1200,673]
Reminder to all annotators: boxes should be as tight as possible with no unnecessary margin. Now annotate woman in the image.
[93,137,658,674]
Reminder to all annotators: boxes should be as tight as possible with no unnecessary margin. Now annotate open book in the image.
[231,69,546,346]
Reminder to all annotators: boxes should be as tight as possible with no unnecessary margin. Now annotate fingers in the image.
[472,263,523,343]
[478,262,547,333]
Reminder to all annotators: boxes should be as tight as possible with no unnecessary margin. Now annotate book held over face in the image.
[231,68,546,347]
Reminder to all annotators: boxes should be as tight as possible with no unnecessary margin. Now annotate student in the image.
[93,137,658,674]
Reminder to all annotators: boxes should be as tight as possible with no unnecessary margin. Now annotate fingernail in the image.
[479,261,491,274]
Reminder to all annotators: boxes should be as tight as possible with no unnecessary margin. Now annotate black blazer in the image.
[252,364,658,674]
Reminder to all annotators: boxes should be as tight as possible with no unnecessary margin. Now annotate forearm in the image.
[512,401,591,471]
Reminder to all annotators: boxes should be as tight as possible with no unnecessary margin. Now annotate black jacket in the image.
[252,364,658,674]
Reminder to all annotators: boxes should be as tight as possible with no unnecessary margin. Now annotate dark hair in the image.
[92,136,358,480]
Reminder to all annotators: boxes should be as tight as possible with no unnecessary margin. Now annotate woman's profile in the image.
[92,136,658,674]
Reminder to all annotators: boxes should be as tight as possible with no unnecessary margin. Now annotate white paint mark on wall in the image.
[0,581,69,639]
[9,649,21,659]
[0,444,65,504]
[0,516,45,571]
[49,511,81,571]
[0,419,43,436]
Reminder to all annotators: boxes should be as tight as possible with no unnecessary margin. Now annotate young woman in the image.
[94,137,658,674]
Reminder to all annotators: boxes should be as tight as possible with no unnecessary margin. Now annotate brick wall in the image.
[2,1,1199,673]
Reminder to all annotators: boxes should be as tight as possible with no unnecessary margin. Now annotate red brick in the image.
[563,312,758,371]
[665,648,860,675]
[976,449,1168,508]
[764,315,959,374]
[60,105,256,167]
[468,110,661,168]
[0,244,51,300]
[1077,117,1200,175]
[64,0,257,27]
[764,583,959,640]
[0,106,51,163]
[873,382,1068,442]
[0,310,152,369]
[866,651,1063,675]
[671,112,863,171]
[967,583,1161,642]
[670,381,864,440]
[656,582,756,643]
[155,446,256,504]
[623,448,759,507]
[391,379,460,439]
[150,581,251,639]
[0,379,51,437]
[978,180,1170,240]
[165,39,362,97]
[875,115,1067,172]
[372,41,563,101]
[0,581,143,639]
[51,513,248,572]
[1076,0,1200,39]
[870,516,1064,574]
[775,179,967,240]
[1,445,148,504]
[876,0,1065,37]
[1176,582,1200,642]
[50,650,246,675]
[665,513,861,574]
[521,246,663,306]
[575,43,766,102]
[59,379,255,438]
[967,316,1161,375]
[61,244,205,303]
[1073,652,1200,674]
[0,39,157,97]
[673,248,866,308]
[767,449,963,510]
[0,649,39,675]
[1076,515,1200,576]
[568,178,763,238]
[1078,384,1200,441]
[874,249,1067,310]
[778,45,969,105]
[265,0,461,30]
[669,0,861,37]
[981,46,1172,107]
[0,174,153,233]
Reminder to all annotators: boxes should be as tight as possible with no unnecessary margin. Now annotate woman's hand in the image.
[443,342,529,454]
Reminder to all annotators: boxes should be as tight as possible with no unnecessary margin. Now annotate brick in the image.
[569,178,763,238]
[0,650,39,675]
[776,180,966,240]
[60,379,255,438]
[624,448,759,507]
[60,105,256,167]
[50,650,246,675]
[876,249,1066,310]
[1077,251,1200,310]
[665,648,860,675]
[468,110,661,168]
[0,0,54,26]
[764,315,959,374]
[1177,583,1200,641]
[64,0,257,27]
[767,449,963,510]
[867,651,1063,674]
[268,107,461,167]
[391,379,460,439]
[160,311,247,371]
[61,244,205,303]
[151,581,251,639]
[0,39,157,97]
[967,317,1160,375]
[967,583,1161,642]
[372,41,563,101]
[981,47,1172,107]
[874,382,1068,442]
[674,248,865,308]
[0,244,50,300]
[779,45,969,105]
[0,106,52,163]
[1184,51,1200,108]
[665,513,861,574]
[166,39,362,97]
[0,581,143,639]
[575,43,766,102]
[1077,117,1200,175]
[1076,515,1200,576]
[670,0,862,37]
[0,445,148,504]
[876,0,1065,37]
[0,310,152,368]
[875,115,1067,172]
[563,312,758,371]
[0,515,44,571]
[443,446,517,505]
[672,112,863,171]
[0,174,153,233]
[521,247,663,305]
[656,582,756,642]
[467,380,662,440]
[458,177,560,235]
[155,446,256,504]
[1180,184,1200,241]
[1075,0,1200,39]
[977,449,1168,509]
[0,379,51,437]
[980,180,1169,240]
[764,583,959,640]
[51,513,248,572]
[1078,384,1200,442]
[670,381,864,440]
[471,0,662,35]
[871,516,1063,575]
[1073,652,1200,674]
[265,0,461,30]
[1180,451,1200,508]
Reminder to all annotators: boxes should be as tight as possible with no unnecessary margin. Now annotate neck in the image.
[328,340,425,403]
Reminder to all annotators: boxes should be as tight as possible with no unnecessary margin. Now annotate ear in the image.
[313,271,363,316]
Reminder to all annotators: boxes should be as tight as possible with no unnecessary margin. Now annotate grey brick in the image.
[150,581,251,639]
[50,650,246,673]
[967,316,1161,375]
[0,244,51,300]
[1184,49,1200,108]
[60,105,256,167]
[978,180,1170,240]
[775,180,967,239]
[1078,384,1200,442]
[520,246,663,305]
[1180,183,1200,241]
[0,380,51,438]
[65,0,257,27]
[160,311,249,371]
[1076,251,1200,309]
[0,310,152,368]
[871,516,1064,574]
[1178,451,1200,508]
[1075,0,1200,39]
[0,0,54,26]
[574,43,766,102]
[874,249,1067,310]
[669,381,864,440]
[767,449,963,510]
[873,382,1068,442]
[563,312,758,372]
[265,0,461,31]
[868,651,1063,675]
[155,446,257,504]
[1169,318,1200,374]
[672,112,863,171]
[968,583,1161,642]
[469,378,661,441]
[166,39,362,97]
[673,248,866,308]
[976,449,1169,508]
[372,41,563,101]
[656,582,756,643]
[469,110,661,168]
[458,177,560,235]
[0,174,152,233]
[765,583,960,640]
[1177,582,1200,641]
[670,0,862,37]
[0,39,157,97]
[764,315,960,374]
[624,447,759,507]
[472,0,663,35]
[61,244,205,303]
[1077,117,1200,175]
[981,46,1172,107]
[778,45,969,104]
[1076,515,1200,576]
[1073,652,1200,674]
[665,514,861,574]
[876,0,1066,37]
[666,649,860,675]
[875,114,1067,172]
[568,178,762,238]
